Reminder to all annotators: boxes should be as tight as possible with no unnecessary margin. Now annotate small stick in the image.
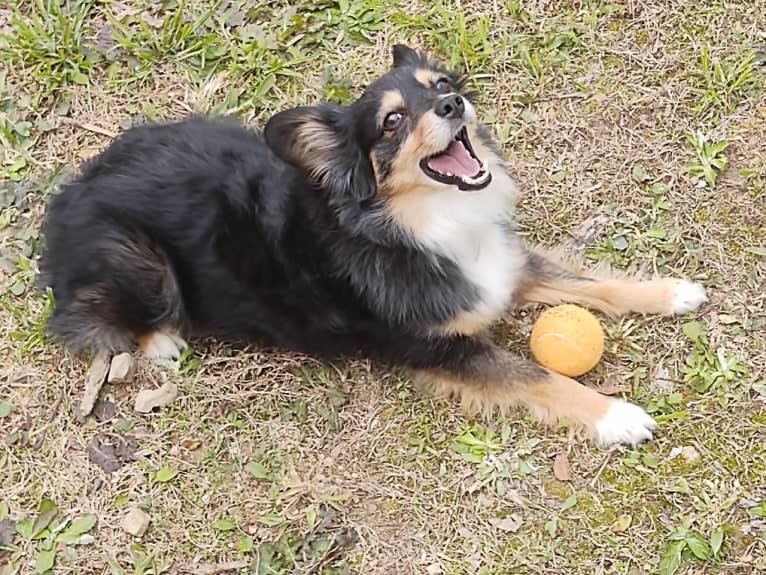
[59,117,118,139]
[590,448,615,487]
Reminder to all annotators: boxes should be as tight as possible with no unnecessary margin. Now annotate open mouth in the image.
[420,126,492,191]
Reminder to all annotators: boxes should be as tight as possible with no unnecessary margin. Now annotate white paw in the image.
[670,280,707,315]
[141,332,187,370]
[594,399,657,447]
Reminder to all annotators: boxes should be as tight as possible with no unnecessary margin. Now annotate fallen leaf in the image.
[489,513,523,533]
[134,382,178,413]
[426,563,443,575]
[91,399,116,422]
[553,452,573,481]
[181,439,201,450]
[87,433,138,473]
[0,401,11,418]
[94,22,117,56]
[612,514,632,532]
[77,146,102,160]
[0,518,16,546]
[595,374,632,396]
[153,467,179,483]
[78,351,111,421]
[651,363,675,394]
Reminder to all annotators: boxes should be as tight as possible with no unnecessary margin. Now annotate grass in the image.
[1,0,765,573]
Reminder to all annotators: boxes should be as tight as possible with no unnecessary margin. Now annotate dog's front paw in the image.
[669,279,708,315]
[594,399,657,447]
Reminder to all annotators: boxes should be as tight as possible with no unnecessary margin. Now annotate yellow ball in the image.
[530,304,604,377]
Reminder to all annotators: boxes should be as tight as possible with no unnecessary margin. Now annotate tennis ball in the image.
[530,304,605,377]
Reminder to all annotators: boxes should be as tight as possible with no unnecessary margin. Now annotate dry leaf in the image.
[88,432,137,473]
[91,399,116,422]
[77,146,102,160]
[553,451,573,481]
[134,382,178,413]
[612,514,632,532]
[79,351,111,420]
[0,519,16,546]
[181,438,202,450]
[651,363,675,394]
[489,514,523,533]
[595,374,632,396]
[426,564,443,575]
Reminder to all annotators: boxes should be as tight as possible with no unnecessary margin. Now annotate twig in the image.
[59,117,118,139]
[590,448,616,487]
[178,561,249,574]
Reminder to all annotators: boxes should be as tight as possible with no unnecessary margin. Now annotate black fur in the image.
[38,45,544,394]
[38,116,487,364]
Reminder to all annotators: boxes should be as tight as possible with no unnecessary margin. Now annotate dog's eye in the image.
[383,111,404,130]
[435,78,452,93]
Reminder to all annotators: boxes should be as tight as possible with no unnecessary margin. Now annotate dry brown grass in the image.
[1,0,765,573]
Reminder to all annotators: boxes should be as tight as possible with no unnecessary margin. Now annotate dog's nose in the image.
[434,94,464,119]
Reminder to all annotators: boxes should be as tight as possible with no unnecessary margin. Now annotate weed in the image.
[0,0,100,101]
[659,518,726,575]
[686,132,728,188]
[104,544,171,575]
[690,46,758,116]
[680,321,747,396]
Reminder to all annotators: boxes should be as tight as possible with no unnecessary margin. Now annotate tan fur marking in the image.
[414,68,436,87]
[437,309,497,336]
[137,332,162,355]
[377,110,447,197]
[292,119,338,186]
[519,276,686,316]
[378,90,406,125]
[415,368,611,434]
[385,192,433,236]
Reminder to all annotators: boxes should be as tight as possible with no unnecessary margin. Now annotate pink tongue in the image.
[427,139,481,178]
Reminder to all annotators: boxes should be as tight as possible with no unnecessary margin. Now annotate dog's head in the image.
[264,45,497,209]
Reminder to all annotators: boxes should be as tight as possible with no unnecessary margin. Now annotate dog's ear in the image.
[392,44,421,68]
[264,105,376,205]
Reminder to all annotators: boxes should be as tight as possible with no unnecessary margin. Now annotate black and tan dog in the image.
[38,45,707,446]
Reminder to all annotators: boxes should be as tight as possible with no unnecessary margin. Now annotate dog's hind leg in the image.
[43,228,187,365]
[515,250,707,317]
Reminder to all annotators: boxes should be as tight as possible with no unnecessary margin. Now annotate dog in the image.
[38,44,707,446]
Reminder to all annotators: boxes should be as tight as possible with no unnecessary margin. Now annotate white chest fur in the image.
[390,167,525,334]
